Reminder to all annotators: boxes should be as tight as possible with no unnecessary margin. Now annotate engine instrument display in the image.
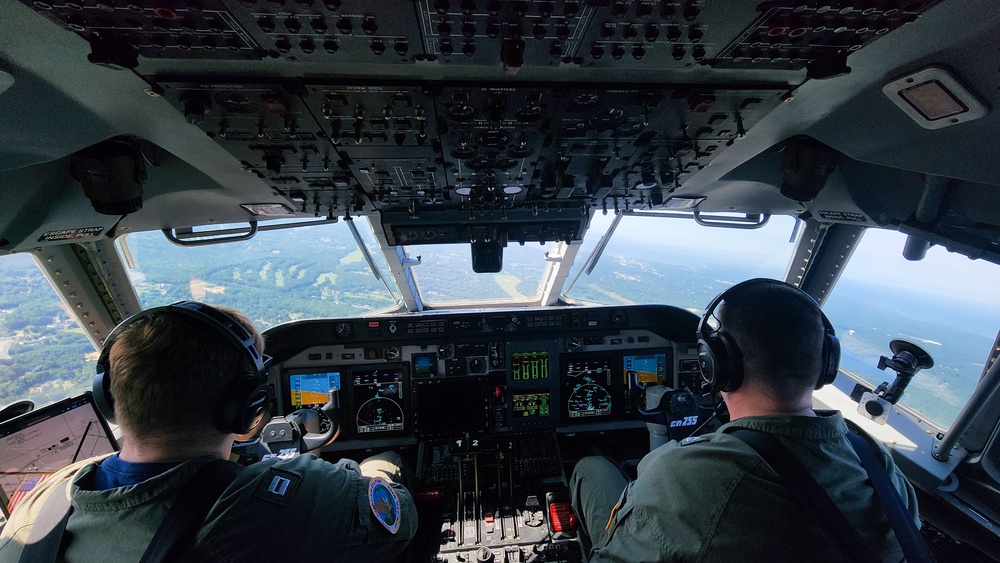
[512,392,551,418]
[353,367,405,434]
[623,353,668,385]
[288,371,341,410]
[512,352,549,381]
[563,356,614,419]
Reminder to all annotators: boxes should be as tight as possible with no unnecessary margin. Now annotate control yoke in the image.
[628,370,702,442]
[857,339,934,424]
[235,390,341,461]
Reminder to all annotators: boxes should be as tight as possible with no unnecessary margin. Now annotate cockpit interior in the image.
[2,0,1000,561]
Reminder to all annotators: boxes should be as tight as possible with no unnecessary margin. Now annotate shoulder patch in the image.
[368,477,401,534]
[680,436,707,446]
[254,468,302,506]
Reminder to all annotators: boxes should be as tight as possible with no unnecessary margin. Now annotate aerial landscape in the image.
[1,219,998,429]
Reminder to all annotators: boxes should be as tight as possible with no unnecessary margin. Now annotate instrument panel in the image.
[267,304,702,444]
[266,305,703,562]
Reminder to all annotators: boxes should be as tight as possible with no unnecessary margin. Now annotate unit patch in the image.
[368,477,401,534]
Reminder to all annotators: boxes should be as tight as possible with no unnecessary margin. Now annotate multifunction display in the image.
[353,368,405,434]
[512,392,551,418]
[563,356,614,419]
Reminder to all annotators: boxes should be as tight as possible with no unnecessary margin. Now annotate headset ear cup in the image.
[220,382,273,434]
[699,333,743,393]
[816,332,841,389]
[93,362,116,424]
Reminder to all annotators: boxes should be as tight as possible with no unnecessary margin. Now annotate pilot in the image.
[0,303,416,562]
[569,279,919,562]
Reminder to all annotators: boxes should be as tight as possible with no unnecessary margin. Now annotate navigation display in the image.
[623,352,668,385]
[0,393,118,517]
[353,367,406,434]
[563,355,614,419]
[289,371,341,410]
[511,352,549,381]
[512,392,550,418]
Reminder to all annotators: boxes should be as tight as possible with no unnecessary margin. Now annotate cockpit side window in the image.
[823,228,1000,429]
[0,254,95,410]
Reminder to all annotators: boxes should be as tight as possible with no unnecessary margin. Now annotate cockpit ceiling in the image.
[6,0,1000,258]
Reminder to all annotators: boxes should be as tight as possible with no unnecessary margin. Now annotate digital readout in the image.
[511,352,549,381]
[512,392,550,418]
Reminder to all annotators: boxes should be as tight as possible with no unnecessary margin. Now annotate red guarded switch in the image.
[548,501,578,532]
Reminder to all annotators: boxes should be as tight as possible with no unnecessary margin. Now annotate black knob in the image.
[460,0,476,15]
[611,44,625,59]
[683,1,700,21]
[556,24,569,40]
[337,18,352,34]
[564,2,579,18]
[433,0,449,14]
[632,45,645,60]
[394,40,409,56]
[462,22,476,38]
[486,22,500,38]
[688,25,703,42]
[666,25,681,42]
[284,17,301,33]
[622,24,637,39]
[486,0,501,16]
[645,24,659,41]
[311,18,327,33]
[362,18,378,35]
[671,44,685,60]
[538,1,553,17]
[371,38,385,55]
[438,21,452,36]
[258,17,275,33]
[300,38,315,53]
[440,41,454,56]
[533,24,546,39]
[462,41,476,56]
[591,44,605,59]
[612,1,628,17]
[324,38,339,53]
[275,37,291,53]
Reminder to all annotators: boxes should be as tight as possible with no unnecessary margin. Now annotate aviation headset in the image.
[93,301,272,434]
[697,279,841,394]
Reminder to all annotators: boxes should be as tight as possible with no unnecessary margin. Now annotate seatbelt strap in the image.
[846,431,936,563]
[18,480,73,563]
[138,459,243,563]
[727,428,882,563]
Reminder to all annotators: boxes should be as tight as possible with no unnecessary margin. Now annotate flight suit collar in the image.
[720,410,847,440]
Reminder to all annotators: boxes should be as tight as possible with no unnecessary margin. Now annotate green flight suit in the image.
[570,411,918,563]
[0,451,416,562]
